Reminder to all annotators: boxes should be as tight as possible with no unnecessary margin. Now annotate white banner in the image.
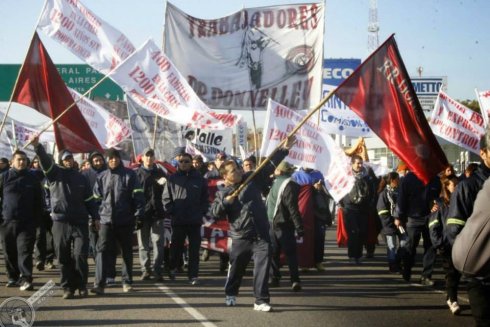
[182,127,233,161]
[109,39,240,130]
[68,88,131,148]
[126,96,183,162]
[260,99,354,202]
[476,89,490,128]
[318,85,374,137]
[0,124,15,158]
[429,91,485,154]
[164,2,324,111]
[37,0,135,74]
[235,120,248,154]
[13,121,55,145]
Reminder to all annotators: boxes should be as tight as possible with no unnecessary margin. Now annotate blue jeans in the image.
[385,232,409,264]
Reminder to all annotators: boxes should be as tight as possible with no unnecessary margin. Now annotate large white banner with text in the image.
[429,91,485,154]
[110,39,240,130]
[165,2,324,111]
[37,0,135,74]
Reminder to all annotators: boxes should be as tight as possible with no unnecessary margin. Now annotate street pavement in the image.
[0,227,475,327]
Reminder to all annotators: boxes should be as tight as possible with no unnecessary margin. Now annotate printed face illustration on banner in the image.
[165,3,324,111]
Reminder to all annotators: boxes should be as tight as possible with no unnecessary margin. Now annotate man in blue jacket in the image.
[0,150,43,291]
[32,137,99,299]
[91,148,145,295]
[163,152,208,285]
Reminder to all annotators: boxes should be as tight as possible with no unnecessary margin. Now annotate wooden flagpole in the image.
[231,90,336,197]
[22,74,112,149]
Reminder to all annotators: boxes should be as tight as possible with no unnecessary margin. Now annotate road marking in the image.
[156,284,217,327]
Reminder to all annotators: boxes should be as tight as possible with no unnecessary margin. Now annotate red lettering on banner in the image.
[151,52,171,72]
[128,66,156,95]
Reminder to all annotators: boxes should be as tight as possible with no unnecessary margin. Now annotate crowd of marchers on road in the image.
[0,131,489,324]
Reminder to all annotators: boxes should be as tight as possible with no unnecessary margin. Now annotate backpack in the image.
[349,177,369,205]
[452,179,490,278]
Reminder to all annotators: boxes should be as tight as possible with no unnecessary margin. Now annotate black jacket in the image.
[266,175,304,233]
[210,149,288,241]
[94,164,145,226]
[341,167,377,212]
[446,164,490,244]
[0,168,43,226]
[377,186,398,235]
[428,198,450,250]
[35,143,99,224]
[395,172,439,227]
[135,164,167,221]
[163,168,208,226]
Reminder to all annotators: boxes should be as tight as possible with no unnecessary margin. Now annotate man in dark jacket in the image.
[82,151,116,285]
[394,170,439,285]
[340,155,377,265]
[0,150,43,291]
[135,148,168,281]
[82,151,107,259]
[266,161,304,291]
[92,148,145,295]
[163,152,208,285]
[447,132,490,326]
[31,156,56,272]
[32,137,99,299]
[210,136,294,312]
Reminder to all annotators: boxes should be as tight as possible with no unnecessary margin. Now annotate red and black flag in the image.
[334,34,448,184]
[12,32,102,153]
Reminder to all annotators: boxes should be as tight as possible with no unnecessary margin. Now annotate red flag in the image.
[12,32,102,153]
[334,35,448,184]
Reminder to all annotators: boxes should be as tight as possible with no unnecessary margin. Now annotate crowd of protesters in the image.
[0,130,489,323]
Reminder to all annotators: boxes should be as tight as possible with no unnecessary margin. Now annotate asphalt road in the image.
[0,227,475,327]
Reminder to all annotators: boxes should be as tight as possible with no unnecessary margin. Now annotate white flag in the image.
[109,39,240,130]
[429,91,485,154]
[260,99,354,202]
[164,3,324,111]
[476,88,490,128]
[37,0,135,74]
[68,88,130,148]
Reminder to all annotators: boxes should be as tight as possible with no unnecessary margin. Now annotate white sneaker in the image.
[447,300,461,315]
[225,296,236,307]
[253,302,272,312]
[122,284,133,293]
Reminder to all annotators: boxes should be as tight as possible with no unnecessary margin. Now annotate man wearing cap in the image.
[31,136,99,299]
[135,148,168,281]
[0,150,43,291]
[266,161,304,291]
[163,152,208,285]
[91,148,145,295]
[82,151,117,285]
